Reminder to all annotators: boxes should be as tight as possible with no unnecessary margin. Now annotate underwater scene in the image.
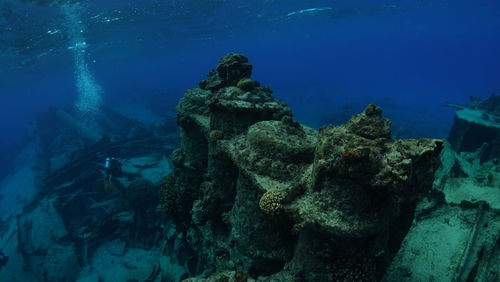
[0,0,499,281]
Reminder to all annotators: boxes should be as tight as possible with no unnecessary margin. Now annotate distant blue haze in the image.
[1,0,499,159]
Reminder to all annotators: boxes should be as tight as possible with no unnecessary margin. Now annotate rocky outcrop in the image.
[160,53,443,281]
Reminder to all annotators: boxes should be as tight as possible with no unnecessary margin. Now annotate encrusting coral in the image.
[259,189,285,215]
[159,53,443,281]
[236,78,258,91]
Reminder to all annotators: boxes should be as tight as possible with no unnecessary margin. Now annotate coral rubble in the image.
[161,53,444,280]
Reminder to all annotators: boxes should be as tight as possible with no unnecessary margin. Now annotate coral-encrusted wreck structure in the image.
[161,53,443,281]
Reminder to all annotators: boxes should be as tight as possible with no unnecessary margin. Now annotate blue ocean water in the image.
[1,0,499,150]
[0,1,499,280]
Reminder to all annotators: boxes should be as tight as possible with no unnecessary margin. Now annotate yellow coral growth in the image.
[236,78,256,91]
[209,130,224,141]
[259,189,285,215]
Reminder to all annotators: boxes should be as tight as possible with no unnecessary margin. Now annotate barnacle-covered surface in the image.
[160,53,446,281]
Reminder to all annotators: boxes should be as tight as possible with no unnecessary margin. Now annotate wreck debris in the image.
[447,94,500,163]
[384,96,499,281]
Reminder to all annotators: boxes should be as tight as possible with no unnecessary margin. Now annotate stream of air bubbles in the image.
[62,3,102,121]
